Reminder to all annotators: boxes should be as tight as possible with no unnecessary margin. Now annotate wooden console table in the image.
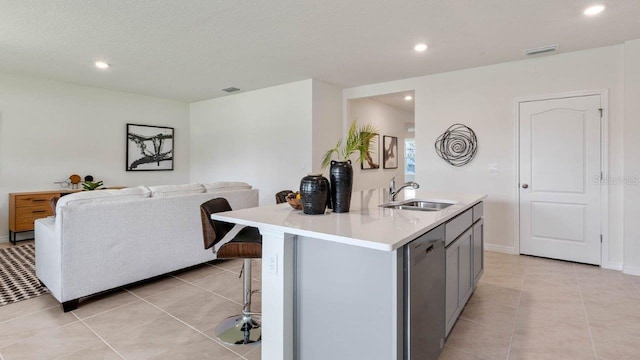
[8,190,81,244]
[9,187,126,244]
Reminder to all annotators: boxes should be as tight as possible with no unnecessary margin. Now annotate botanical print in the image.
[383,135,398,169]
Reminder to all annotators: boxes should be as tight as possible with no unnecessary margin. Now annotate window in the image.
[405,139,415,175]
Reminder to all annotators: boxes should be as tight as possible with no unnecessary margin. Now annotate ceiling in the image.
[369,91,415,114]
[1,1,639,102]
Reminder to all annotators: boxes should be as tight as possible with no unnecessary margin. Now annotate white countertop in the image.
[211,188,486,252]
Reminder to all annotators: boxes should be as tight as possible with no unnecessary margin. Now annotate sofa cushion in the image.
[148,183,205,197]
[203,182,252,192]
[56,186,151,208]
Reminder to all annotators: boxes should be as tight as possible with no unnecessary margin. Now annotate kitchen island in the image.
[211,188,486,360]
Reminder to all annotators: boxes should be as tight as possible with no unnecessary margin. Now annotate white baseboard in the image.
[602,261,623,271]
[0,232,33,244]
[484,244,517,254]
[622,265,640,276]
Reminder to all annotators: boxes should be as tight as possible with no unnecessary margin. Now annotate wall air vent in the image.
[222,87,241,93]
[524,45,558,56]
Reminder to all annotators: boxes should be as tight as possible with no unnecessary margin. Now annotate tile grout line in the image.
[123,289,250,359]
[443,344,491,360]
[0,317,82,350]
[169,273,250,307]
[573,263,599,360]
[505,259,528,359]
[71,312,126,360]
[71,292,141,321]
[0,302,60,326]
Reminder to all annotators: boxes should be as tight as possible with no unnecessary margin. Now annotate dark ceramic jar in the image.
[330,160,353,213]
[300,173,330,215]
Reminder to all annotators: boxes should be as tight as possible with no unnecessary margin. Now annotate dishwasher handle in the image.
[410,240,441,267]
[425,244,434,254]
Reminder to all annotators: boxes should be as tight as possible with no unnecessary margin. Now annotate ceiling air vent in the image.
[222,87,241,93]
[524,45,558,56]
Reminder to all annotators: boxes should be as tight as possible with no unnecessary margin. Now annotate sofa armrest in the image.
[35,217,63,302]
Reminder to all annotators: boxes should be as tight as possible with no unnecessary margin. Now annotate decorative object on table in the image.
[82,180,104,191]
[383,136,398,169]
[54,179,70,189]
[84,175,94,182]
[276,190,294,204]
[0,244,49,307]
[299,174,330,215]
[285,192,302,210]
[328,161,352,213]
[361,133,380,170]
[69,174,81,189]
[322,121,378,213]
[285,192,301,209]
[126,123,174,171]
[434,123,478,167]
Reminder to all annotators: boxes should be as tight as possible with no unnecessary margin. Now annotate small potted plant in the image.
[321,121,378,212]
[82,180,104,191]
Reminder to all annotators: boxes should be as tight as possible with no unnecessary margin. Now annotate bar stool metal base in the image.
[216,314,261,345]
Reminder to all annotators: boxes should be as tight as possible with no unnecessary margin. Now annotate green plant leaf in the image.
[320,120,379,168]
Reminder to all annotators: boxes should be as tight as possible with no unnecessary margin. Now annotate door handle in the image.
[522,184,529,189]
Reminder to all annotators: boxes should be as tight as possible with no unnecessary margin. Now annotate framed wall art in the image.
[383,135,398,169]
[361,133,380,170]
[126,124,174,171]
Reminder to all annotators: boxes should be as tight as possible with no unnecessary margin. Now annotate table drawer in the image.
[15,193,57,208]
[14,205,54,230]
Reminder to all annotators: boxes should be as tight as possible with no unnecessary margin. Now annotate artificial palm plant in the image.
[321,121,378,168]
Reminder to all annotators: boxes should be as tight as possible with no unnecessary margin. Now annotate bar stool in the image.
[200,198,262,345]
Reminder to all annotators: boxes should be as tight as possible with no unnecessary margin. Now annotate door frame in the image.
[513,89,610,267]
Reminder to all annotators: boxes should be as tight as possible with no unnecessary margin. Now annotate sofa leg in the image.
[62,300,79,312]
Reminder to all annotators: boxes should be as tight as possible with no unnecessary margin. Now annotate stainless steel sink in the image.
[379,199,456,212]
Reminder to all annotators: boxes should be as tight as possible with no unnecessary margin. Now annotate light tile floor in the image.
[441,251,640,360]
[0,249,638,359]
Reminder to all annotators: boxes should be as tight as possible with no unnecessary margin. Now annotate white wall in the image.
[348,98,413,191]
[189,80,314,206]
[623,39,640,275]
[344,45,626,269]
[312,81,343,174]
[0,72,190,242]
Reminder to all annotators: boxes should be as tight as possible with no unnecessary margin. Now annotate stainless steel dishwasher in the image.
[404,224,446,360]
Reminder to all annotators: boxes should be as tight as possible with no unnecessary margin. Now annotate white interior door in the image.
[519,95,601,265]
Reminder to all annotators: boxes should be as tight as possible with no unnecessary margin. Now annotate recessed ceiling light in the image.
[414,43,428,52]
[584,5,605,16]
[94,61,110,69]
[404,95,413,101]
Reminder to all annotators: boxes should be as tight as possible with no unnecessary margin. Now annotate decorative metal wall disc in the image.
[434,124,478,167]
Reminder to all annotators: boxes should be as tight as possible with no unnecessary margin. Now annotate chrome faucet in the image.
[389,176,420,201]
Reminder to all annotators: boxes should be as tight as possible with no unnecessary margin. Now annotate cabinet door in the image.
[458,229,474,307]
[445,243,459,336]
[473,219,484,285]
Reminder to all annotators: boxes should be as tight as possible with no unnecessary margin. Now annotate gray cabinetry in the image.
[473,218,484,285]
[445,227,473,336]
[445,202,484,337]
[445,242,459,333]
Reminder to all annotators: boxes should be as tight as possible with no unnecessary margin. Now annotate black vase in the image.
[330,160,353,213]
[300,174,330,215]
